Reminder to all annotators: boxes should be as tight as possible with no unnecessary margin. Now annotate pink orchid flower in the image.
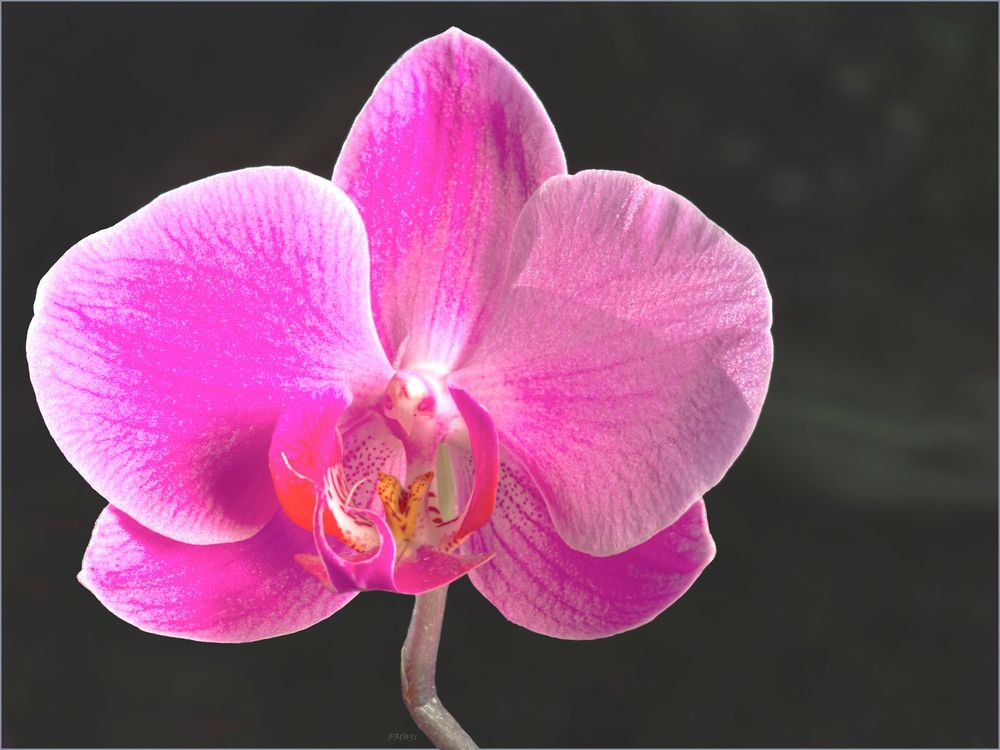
[26,28,772,644]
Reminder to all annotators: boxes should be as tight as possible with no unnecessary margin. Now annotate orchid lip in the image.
[267,380,499,595]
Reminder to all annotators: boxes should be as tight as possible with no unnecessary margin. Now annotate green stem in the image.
[400,586,478,750]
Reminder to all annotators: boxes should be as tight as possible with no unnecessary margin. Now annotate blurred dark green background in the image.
[3,3,997,747]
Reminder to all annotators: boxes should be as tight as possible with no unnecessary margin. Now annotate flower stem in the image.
[401,585,478,750]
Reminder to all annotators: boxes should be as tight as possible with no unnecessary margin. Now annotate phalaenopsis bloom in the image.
[27,24,771,721]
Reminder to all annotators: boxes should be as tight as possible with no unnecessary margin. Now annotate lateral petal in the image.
[450,386,499,542]
[455,170,772,555]
[27,167,391,545]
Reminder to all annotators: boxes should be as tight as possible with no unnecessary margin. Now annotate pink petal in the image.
[269,385,404,544]
[333,28,566,370]
[313,504,398,594]
[79,505,355,643]
[341,411,407,509]
[266,385,482,595]
[27,167,392,545]
[270,387,349,486]
[269,385,397,590]
[454,170,772,555]
[449,386,499,541]
[269,386,350,534]
[462,449,715,639]
[393,547,494,596]
[306,473,490,596]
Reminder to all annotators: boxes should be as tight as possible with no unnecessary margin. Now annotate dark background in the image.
[3,3,997,747]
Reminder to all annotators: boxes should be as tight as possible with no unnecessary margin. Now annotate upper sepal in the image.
[334,28,567,370]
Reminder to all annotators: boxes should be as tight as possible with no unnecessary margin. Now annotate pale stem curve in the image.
[400,585,478,750]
